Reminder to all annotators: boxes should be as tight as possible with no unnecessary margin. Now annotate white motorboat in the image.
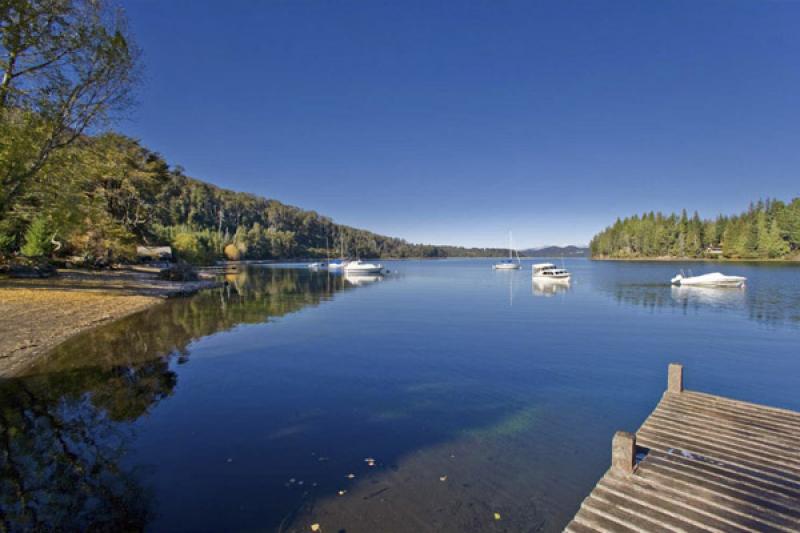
[493,231,521,270]
[532,263,571,280]
[308,262,328,270]
[670,272,746,288]
[344,260,384,274]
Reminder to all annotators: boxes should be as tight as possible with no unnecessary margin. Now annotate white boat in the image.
[344,260,384,274]
[670,272,746,287]
[328,237,349,270]
[532,263,571,280]
[493,231,521,270]
[308,262,328,270]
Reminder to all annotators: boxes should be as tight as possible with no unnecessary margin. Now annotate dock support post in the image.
[668,363,684,393]
[611,431,636,474]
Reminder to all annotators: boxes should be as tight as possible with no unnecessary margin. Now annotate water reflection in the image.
[0,267,371,531]
[533,278,571,297]
[592,263,800,325]
[343,272,384,286]
[670,285,746,309]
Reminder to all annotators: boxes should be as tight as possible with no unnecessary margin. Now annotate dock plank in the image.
[564,365,800,532]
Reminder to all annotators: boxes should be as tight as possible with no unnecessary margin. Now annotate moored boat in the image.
[493,231,522,270]
[344,260,384,274]
[532,263,571,280]
[328,260,349,270]
[670,272,746,288]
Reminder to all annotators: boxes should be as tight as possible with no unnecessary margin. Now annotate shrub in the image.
[0,232,14,256]
[21,217,54,257]
[172,232,215,264]
[223,243,241,261]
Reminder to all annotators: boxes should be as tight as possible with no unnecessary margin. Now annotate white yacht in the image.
[344,260,384,274]
[532,263,571,280]
[493,232,521,270]
[670,272,746,288]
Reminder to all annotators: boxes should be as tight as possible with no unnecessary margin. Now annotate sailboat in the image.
[328,237,349,270]
[308,237,330,270]
[493,232,521,270]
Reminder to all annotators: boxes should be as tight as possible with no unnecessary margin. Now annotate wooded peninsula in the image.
[590,199,800,260]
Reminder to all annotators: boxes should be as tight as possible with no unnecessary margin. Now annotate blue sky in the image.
[120,0,800,248]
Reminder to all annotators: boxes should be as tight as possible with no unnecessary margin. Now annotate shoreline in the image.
[0,268,220,378]
[591,256,800,263]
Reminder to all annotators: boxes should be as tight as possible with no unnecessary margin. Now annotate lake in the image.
[2,259,799,532]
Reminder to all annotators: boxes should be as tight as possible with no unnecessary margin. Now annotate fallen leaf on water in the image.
[494,512,501,521]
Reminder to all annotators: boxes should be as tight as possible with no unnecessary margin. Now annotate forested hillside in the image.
[590,199,800,260]
[0,0,511,265]
[1,133,513,263]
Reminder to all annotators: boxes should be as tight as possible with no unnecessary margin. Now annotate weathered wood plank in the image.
[563,365,800,533]
[647,407,800,456]
[638,421,800,474]
[644,450,800,507]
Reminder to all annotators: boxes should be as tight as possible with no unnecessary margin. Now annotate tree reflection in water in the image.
[0,267,349,531]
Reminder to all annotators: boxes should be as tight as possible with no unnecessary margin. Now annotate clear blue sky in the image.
[120,0,800,248]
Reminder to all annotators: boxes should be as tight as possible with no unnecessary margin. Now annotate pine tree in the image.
[765,219,789,258]
[20,217,54,257]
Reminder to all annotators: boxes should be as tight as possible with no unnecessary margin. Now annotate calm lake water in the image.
[2,259,799,532]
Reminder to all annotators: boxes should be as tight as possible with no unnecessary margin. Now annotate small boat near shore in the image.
[532,263,571,280]
[344,260,384,274]
[308,262,327,270]
[670,272,746,288]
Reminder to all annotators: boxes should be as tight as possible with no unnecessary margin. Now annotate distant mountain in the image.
[520,245,589,257]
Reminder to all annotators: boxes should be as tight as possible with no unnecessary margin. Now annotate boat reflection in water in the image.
[532,277,571,297]
[670,285,746,309]
[344,272,385,286]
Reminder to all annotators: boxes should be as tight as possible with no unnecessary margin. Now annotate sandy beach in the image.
[0,268,218,377]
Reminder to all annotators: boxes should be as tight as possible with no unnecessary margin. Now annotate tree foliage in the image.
[0,0,139,216]
[590,199,800,260]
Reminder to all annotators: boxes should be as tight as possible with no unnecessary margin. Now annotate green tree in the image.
[0,0,139,217]
[20,215,53,256]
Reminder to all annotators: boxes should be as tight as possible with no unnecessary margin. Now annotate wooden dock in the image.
[565,364,800,532]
